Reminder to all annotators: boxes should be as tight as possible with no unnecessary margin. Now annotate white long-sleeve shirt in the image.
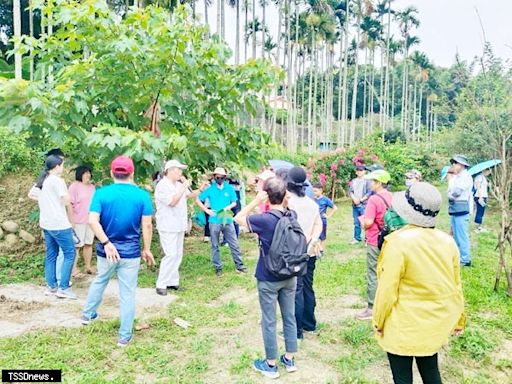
[448,169,473,202]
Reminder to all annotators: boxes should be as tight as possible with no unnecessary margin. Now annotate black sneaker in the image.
[461,262,472,267]
[156,288,167,296]
[236,266,247,274]
[167,286,185,291]
[215,270,223,277]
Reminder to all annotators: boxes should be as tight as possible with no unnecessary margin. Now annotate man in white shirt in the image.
[154,160,206,295]
[286,167,323,339]
[447,155,473,267]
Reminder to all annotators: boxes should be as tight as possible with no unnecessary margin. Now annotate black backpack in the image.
[261,209,309,279]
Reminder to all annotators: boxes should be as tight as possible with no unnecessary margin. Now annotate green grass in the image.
[0,192,511,383]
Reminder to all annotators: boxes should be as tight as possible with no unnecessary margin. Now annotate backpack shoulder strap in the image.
[267,209,284,220]
[374,193,390,209]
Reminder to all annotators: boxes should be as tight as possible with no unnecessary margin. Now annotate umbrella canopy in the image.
[468,159,501,176]
[268,159,315,198]
[269,159,295,171]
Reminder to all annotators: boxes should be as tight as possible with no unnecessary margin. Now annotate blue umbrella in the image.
[268,159,315,198]
[468,159,501,176]
[269,159,295,171]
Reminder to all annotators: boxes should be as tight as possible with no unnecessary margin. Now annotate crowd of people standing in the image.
[29,148,493,383]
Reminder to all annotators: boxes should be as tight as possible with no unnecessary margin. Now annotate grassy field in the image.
[0,193,511,383]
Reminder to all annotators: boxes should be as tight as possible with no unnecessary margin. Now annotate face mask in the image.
[215,178,225,185]
[405,179,414,188]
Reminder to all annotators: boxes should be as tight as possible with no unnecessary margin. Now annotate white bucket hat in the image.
[164,160,187,171]
[392,182,442,228]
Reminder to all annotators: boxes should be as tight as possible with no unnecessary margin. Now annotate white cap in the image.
[164,160,187,171]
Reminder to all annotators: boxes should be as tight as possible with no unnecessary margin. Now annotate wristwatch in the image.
[101,239,110,246]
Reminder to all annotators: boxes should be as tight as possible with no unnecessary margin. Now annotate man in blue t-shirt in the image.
[235,176,298,379]
[312,183,337,255]
[81,156,155,348]
[196,167,246,277]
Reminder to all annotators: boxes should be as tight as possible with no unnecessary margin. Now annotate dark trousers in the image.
[387,353,442,384]
[295,257,317,338]
[204,213,210,237]
[474,197,487,225]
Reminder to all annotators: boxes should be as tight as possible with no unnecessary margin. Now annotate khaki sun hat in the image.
[164,159,187,171]
[392,182,442,228]
[212,167,228,176]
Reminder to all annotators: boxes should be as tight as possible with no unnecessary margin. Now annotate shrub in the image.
[0,127,37,178]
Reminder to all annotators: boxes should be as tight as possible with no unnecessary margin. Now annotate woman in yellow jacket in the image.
[373,182,465,384]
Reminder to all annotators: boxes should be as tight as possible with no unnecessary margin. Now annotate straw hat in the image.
[392,182,442,228]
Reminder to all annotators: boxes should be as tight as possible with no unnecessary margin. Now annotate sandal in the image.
[85,268,96,275]
[72,272,87,279]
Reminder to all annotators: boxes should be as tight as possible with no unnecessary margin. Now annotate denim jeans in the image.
[352,205,366,242]
[451,214,471,264]
[56,248,64,286]
[257,278,298,360]
[83,256,141,341]
[209,223,244,271]
[43,229,76,290]
[295,257,317,338]
[474,197,487,225]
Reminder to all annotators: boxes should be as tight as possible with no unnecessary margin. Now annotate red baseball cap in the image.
[111,156,134,175]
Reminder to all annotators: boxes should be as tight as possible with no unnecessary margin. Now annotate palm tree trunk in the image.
[370,49,376,133]
[217,0,221,36]
[350,20,361,146]
[13,0,22,80]
[312,43,319,152]
[307,33,315,152]
[362,48,368,138]
[341,1,350,146]
[391,68,395,125]
[337,38,343,148]
[48,0,54,84]
[252,0,256,58]
[418,85,423,141]
[221,0,225,40]
[235,0,240,64]
[243,0,248,61]
[205,0,209,26]
[261,0,266,58]
[412,77,417,141]
[29,0,34,81]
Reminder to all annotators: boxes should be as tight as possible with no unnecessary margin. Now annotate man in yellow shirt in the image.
[373,182,465,384]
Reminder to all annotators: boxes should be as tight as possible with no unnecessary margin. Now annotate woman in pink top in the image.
[68,166,96,277]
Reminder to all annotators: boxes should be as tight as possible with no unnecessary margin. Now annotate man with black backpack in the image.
[235,177,307,379]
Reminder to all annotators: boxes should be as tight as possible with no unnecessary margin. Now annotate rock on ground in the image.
[18,230,36,243]
[1,221,19,234]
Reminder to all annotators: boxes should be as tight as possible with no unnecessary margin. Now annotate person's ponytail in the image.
[35,154,63,189]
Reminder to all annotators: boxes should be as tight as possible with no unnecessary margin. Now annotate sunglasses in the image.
[215,176,226,180]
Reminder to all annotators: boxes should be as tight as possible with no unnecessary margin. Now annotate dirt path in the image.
[0,278,177,338]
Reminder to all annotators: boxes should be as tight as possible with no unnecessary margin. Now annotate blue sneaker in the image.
[81,313,98,325]
[280,354,297,372]
[253,359,279,379]
[117,337,132,348]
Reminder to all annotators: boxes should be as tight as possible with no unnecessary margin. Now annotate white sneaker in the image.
[45,287,57,296]
[56,288,78,300]
[203,236,210,243]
